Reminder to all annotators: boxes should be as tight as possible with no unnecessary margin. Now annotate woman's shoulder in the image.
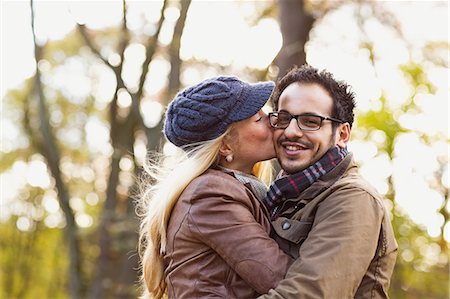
[191,168,241,187]
[185,168,248,199]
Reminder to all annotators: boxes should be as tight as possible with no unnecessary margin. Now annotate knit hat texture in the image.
[164,76,274,148]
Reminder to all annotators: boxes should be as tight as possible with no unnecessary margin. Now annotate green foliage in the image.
[389,210,449,298]
[356,61,449,299]
[1,79,35,172]
[400,63,436,94]
[0,220,68,299]
[44,31,87,62]
[356,95,407,155]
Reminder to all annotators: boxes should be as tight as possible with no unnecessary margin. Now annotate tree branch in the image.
[167,0,192,102]
[77,24,115,69]
[134,0,169,101]
[87,2,136,298]
[137,0,191,147]
[117,0,129,77]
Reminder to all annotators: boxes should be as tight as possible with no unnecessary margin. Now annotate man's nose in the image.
[283,119,303,138]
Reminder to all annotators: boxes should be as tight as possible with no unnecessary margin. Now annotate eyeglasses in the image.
[268,111,344,131]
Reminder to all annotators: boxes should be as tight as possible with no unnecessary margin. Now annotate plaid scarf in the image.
[262,146,348,220]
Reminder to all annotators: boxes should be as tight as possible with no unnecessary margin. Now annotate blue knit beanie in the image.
[164,76,274,148]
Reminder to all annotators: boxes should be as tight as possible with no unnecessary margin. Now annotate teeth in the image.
[286,145,302,151]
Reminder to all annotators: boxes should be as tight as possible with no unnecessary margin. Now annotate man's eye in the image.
[301,116,320,126]
[278,116,291,123]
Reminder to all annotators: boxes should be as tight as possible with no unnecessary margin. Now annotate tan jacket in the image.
[164,168,293,298]
[260,154,398,299]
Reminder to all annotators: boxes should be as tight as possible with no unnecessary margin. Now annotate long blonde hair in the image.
[136,126,273,299]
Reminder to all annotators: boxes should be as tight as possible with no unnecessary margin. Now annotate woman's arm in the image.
[187,179,293,294]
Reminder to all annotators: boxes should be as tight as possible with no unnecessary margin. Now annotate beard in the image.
[276,135,336,174]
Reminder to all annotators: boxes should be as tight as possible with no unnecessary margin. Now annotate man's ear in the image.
[336,123,351,148]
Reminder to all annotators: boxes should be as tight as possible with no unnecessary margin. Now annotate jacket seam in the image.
[167,207,191,298]
[370,221,387,299]
[370,255,381,299]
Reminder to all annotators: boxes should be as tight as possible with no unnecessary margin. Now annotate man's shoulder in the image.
[327,170,387,210]
[339,170,380,195]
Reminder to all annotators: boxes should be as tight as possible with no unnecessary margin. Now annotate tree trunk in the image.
[167,0,192,102]
[30,1,82,298]
[274,0,315,79]
[116,3,194,294]
[86,1,172,297]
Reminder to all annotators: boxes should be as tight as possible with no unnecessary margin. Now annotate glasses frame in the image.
[269,111,344,131]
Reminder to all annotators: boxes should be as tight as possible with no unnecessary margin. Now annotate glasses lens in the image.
[270,112,291,128]
[269,113,280,127]
[298,115,322,130]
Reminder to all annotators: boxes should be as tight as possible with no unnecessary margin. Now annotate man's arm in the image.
[259,187,384,298]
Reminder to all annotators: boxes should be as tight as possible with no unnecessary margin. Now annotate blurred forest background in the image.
[1,0,448,298]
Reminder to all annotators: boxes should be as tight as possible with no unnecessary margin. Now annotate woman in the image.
[137,76,293,299]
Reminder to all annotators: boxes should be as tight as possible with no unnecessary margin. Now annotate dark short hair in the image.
[271,65,356,128]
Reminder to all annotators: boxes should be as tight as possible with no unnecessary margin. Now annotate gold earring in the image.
[225,154,233,163]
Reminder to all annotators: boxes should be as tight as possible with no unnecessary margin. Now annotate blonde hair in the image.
[136,126,273,299]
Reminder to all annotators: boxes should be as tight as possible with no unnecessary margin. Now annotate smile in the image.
[285,145,305,151]
[281,142,310,156]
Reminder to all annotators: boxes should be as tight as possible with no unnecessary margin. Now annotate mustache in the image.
[278,138,313,149]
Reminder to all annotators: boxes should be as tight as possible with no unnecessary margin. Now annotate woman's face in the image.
[225,109,275,174]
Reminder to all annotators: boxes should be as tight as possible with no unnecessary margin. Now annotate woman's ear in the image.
[219,138,233,158]
[336,123,351,148]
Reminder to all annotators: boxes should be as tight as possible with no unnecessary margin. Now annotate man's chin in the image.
[279,161,307,174]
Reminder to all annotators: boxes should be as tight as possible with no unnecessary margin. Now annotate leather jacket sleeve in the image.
[259,187,389,298]
[187,177,294,295]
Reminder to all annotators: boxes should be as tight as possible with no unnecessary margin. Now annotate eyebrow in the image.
[278,109,322,116]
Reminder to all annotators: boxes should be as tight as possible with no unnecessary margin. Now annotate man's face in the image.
[273,82,339,174]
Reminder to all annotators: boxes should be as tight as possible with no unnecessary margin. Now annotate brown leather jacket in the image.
[164,168,293,298]
[259,154,398,299]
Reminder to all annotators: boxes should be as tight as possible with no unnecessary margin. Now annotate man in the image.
[259,65,397,298]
